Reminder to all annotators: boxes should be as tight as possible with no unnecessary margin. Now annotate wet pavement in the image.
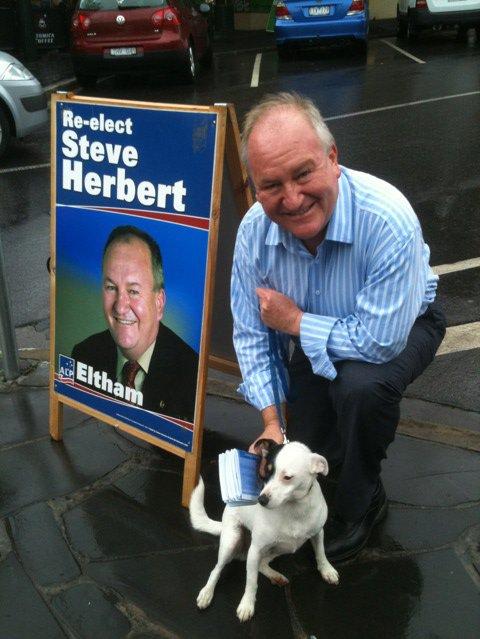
[4,26,479,417]
[0,373,479,638]
[1,30,479,637]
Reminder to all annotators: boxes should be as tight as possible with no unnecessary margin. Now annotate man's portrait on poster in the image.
[71,225,198,422]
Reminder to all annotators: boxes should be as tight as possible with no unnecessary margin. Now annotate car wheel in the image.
[183,41,197,83]
[356,39,368,55]
[406,17,418,41]
[277,43,290,60]
[0,106,12,159]
[456,26,469,42]
[75,72,97,88]
[201,34,213,68]
[397,15,408,39]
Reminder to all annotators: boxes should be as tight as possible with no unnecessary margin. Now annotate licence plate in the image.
[109,47,137,56]
[309,6,330,16]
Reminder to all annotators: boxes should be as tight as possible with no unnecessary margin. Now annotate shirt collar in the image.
[264,167,354,250]
[116,339,156,380]
[325,169,354,245]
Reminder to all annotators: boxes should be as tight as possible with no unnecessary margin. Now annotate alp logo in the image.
[58,355,75,385]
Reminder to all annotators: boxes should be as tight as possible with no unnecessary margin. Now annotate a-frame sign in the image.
[49,94,252,506]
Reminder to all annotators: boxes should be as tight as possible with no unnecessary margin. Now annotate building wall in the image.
[370,0,397,19]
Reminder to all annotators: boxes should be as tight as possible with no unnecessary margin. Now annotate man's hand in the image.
[256,287,303,335]
[248,426,284,454]
[248,405,286,454]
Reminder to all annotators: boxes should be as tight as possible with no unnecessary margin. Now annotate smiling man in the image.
[231,92,446,562]
[72,225,198,422]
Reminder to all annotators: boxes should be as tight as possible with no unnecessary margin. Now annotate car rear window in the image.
[78,0,168,9]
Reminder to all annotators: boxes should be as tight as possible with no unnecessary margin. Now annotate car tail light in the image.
[163,8,181,28]
[347,0,365,14]
[151,10,164,27]
[152,8,180,30]
[71,12,91,35]
[275,1,293,20]
[415,0,427,7]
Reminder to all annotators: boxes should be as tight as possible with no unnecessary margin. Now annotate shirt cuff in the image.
[237,367,287,411]
[299,313,338,380]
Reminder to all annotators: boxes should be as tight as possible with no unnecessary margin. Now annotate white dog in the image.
[189,439,339,622]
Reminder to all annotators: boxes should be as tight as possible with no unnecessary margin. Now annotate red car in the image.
[70,0,212,86]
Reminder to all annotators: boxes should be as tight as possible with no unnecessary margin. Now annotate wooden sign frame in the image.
[49,94,251,506]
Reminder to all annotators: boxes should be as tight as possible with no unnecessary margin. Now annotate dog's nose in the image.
[258,493,269,507]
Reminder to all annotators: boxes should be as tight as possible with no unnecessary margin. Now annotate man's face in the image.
[248,108,341,253]
[102,238,165,361]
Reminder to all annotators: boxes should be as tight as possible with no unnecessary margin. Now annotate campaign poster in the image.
[53,99,219,452]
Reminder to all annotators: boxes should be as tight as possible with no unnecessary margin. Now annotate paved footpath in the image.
[0,364,479,638]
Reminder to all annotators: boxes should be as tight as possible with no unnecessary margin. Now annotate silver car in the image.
[0,51,48,159]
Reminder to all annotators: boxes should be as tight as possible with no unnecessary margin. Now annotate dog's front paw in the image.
[236,595,255,622]
[197,585,214,609]
[319,562,339,585]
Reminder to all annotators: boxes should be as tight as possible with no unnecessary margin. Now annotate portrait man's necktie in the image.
[122,360,141,388]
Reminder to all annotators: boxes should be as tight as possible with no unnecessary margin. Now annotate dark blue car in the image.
[274,0,369,54]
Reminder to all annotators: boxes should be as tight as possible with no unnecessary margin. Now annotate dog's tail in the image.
[189,477,222,537]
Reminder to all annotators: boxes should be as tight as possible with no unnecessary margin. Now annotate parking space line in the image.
[433,257,480,276]
[325,90,480,121]
[0,163,50,174]
[379,38,426,64]
[43,78,76,93]
[251,53,262,88]
[437,322,480,356]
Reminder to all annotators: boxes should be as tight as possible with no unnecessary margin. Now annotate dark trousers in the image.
[286,304,446,522]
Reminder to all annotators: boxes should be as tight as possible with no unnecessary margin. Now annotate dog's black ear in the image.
[254,439,281,480]
[253,438,278,459]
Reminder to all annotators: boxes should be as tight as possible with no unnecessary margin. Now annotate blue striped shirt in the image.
[231,167,438,411]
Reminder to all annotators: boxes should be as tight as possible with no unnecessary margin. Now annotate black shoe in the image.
[325,481,387,563]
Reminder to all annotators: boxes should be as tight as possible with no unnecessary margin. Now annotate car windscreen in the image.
[78,0,168,10]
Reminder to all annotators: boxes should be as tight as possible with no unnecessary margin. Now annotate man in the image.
[72,225,198,422]
[231,92,446,562]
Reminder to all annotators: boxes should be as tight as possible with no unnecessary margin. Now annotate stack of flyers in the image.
[218,449,262,506]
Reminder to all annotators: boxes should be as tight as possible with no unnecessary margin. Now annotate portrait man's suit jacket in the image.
[71,323,198,422]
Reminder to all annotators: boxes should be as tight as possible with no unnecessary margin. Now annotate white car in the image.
[0,51,48,159]
[397,0,480,39]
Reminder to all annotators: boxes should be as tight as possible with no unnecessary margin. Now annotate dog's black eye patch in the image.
[258,443,284,480]
[263,444,284,480]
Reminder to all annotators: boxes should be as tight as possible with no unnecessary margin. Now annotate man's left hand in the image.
[256,287,303,335]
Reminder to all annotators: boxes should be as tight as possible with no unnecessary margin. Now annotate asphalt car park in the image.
[1,27,479,416]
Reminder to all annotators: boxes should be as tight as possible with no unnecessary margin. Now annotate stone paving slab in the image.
[377,504,480,552]
[0,387,87,447]
[0,386,479,638]
[382,435,480,507]
[435,268,480,328]
[87,549,295,639]
[290,549,480,639]
[406,348,480,413]
[9,501,80,587]
[0,421,131,517]
[0,553,65,639]
[64,486,193,561]
[51,582,132,639]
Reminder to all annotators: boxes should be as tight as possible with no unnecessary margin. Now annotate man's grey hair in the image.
[103,225,164,291]
[241,92,335,166]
